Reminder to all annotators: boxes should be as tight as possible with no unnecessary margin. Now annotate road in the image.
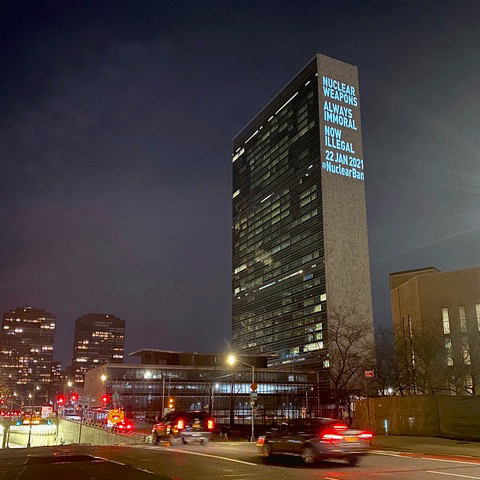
[3,441,480,479]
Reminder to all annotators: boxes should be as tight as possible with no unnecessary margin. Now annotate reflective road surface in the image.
[3,441,480,479]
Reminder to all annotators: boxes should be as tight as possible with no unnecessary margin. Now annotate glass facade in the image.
[232,61,328,370]
[85,364,319,429]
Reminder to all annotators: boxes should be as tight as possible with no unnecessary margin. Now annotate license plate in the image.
[346,437,357,442]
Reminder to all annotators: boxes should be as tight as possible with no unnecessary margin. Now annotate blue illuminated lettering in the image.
[321,75,364,181]
[322,76,358,106]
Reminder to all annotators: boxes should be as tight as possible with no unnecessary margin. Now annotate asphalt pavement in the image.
[3,436,480,479]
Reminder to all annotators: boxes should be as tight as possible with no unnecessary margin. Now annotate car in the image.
[152,411,214,445]
[259,418,372,466]
[112,419,134,433]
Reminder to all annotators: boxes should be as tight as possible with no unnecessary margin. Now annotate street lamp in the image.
[27,384,40,448]
[227,354,256,442]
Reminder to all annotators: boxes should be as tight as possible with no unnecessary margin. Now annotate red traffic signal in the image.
[101,394,110,404]
[70,393,79,402]
[57,394,66,405]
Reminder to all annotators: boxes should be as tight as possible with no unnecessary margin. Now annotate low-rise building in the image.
[390,266,480,395]
[84,349,319,430]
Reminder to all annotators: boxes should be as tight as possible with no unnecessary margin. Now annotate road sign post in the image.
[364,370,374,437]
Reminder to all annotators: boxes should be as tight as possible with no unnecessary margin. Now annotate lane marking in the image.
[154,446,257,466]
[427,472,480,479]
[92,455,157,475]
[373,451,480,465]
[167,447,258,466]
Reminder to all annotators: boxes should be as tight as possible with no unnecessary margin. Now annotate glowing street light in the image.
[227,354,256,442]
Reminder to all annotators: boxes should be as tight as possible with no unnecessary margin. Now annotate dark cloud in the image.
[1,1,479,364]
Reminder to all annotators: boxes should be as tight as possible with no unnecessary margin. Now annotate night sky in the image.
[1,1,480,367]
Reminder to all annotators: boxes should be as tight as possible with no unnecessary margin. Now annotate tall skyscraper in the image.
[232,54,373,372]
[72,313,125,386]
[0,306,56,400]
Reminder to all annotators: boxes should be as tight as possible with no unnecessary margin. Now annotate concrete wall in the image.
[318,53,374,347]
[356,395,480,439]
[1,419,145,448]
[6,424,57,448]
[56,419,142,445]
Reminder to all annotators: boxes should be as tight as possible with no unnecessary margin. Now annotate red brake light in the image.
[358,432,373,439]
[127,424,132,429]
[177,419,185,430]
[321,425,346,443]
[321,432,344,443]
[207,419,214,430]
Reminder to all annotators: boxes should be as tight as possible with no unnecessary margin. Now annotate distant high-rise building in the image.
[232,54,374,373]
[72,313,125,386]
[0,306,56,401]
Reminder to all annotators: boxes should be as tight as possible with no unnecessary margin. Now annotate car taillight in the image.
[127,424,132,429]
[177,419,185,430]
[321,432,344,443]
[207,419,214,430]
[358,431,373,440]
[321,426,345,443]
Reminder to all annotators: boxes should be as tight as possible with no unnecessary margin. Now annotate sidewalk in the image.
[373,435,480,459]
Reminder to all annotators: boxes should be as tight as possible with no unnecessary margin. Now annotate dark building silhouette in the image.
[72,313,125,387]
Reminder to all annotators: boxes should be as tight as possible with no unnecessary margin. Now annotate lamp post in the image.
[227,354,256,442]
[26,385,40,448]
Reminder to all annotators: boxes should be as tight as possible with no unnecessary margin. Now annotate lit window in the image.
[476,304,480,331]
[459,306,467,333]
[304,341,323,352]
[462,337,471,365]
[465,375,474,394]
[445,338,453,366]
[442,308,450,335]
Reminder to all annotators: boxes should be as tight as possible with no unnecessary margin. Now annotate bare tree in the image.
[323,308,375,420]
[394,316,449,395]
[374,327,406,395]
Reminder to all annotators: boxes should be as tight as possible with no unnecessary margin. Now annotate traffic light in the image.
[168,397,174,409]
[57,394,66,405]
[70,392,78,403]
[101,394,110,404]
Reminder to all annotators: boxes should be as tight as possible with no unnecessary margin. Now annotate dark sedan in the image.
[152,411,215,445]
[258,418,372,466]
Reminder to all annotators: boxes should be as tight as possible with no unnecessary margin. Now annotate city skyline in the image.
[1,2,480,366]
